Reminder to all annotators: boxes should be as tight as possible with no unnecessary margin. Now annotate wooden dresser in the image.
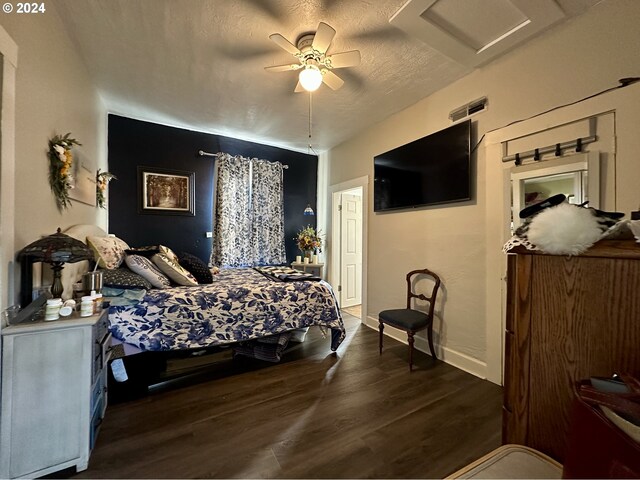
[0,310,110,479]
[503,239,640,462]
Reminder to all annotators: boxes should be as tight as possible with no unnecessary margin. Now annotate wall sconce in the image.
[303,204,315,216]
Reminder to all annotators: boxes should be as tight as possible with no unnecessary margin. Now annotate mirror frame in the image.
[510,151,600,229]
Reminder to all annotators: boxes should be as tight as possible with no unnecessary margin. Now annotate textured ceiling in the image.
[55,0,599,153]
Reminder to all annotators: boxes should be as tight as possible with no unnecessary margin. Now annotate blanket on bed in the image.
[253,265,321,282]
[108,267,344,352]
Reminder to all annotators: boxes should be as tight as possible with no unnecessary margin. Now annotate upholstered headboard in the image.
[60,224,108,299]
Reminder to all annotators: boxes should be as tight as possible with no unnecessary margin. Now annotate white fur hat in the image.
[522,203,621,255]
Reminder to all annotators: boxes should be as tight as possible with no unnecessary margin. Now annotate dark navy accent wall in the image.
[108,115,317,263]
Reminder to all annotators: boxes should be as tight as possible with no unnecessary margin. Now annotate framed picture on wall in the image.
[138,166,195,216]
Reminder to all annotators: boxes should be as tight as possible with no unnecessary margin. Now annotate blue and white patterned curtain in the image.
[211,154,251,267]
[251,159,286,265]
[211,153,286,267]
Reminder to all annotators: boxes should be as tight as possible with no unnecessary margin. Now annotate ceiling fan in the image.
[265,22,361,93]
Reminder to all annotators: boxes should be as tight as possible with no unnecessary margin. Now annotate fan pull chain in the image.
[308,92,313,154]
[306,92,319,156]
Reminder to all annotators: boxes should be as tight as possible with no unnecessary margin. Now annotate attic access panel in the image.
[390,0,565,67]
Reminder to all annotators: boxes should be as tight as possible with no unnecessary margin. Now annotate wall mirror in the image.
[510,151,600,230]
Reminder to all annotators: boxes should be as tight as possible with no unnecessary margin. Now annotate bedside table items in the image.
[290,261,324,279]
[82,270,103,295]
[44,298,63,321]
[18,228,93,299]
[295,225,323,263]
[93,293,103,314]
[5,294,48,325]
[1,305,22,325]
[80,296,95,317]
[59,300,75,317]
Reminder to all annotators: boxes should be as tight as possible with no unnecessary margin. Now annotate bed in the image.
[109,267,345,352]
[60,225,345,358]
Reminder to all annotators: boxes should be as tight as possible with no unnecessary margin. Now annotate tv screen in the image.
[374,120,471,212]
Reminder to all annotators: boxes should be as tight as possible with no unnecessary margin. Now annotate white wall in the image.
[0,4,106,307]
[324,0,640,379]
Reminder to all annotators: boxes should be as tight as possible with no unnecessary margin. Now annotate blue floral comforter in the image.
[108,267,345,352]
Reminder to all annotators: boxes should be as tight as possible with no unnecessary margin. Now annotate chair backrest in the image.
[405,268,441,319]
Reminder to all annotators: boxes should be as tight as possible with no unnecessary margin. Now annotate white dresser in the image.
[0,310,110,479]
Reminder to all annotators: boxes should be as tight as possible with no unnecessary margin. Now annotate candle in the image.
[312,254,318,264]
[303,257,309,264]
[295,255,302,264]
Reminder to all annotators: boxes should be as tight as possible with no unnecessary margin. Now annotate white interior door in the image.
[340,193,362,308]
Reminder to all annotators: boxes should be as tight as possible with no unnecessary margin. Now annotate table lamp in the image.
[18,228,93,299]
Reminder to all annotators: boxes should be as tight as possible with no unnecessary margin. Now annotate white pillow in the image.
[151,246,198,286]
[87,235,130,270]
[125,254,171,289]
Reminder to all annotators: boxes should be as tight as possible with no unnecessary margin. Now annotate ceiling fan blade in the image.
[243,0,286,21]
[325,50,361,69]
[265,63,301,72]
[321,69,344,90]
[294,81,305,93]
[312,22,336,53]
[269,33,300,55]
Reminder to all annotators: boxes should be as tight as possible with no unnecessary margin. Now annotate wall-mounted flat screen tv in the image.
[374,120,471,212]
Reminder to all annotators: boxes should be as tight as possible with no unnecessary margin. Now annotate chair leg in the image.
[408,331,414,372]
[378,322,384,355]
[427,322,438,361]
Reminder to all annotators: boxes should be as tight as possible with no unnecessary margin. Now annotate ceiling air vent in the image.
[449,97,488,122]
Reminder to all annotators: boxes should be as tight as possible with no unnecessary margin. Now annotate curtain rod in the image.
[198,150,289,169]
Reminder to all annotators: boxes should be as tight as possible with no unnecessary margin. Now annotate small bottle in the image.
[59,299,75,317]
[80,295,94,317]
[44,298,63,321]
[93,293,103,314]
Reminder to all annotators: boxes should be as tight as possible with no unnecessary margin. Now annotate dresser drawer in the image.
[89,394,105,452]
[93,332,112,383]
[94,311,109,340]
[91,371,106,413]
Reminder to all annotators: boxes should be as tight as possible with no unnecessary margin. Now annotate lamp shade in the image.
[19,228,93,264]
[299,66,322,92]
[19,228,94,299]
[303,204,315,216]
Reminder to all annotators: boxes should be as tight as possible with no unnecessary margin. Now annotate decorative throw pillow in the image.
[100,268,152,290]
[87,235,130,270]
[125,254,171,289]
[151,247,198,286]
[124,246,160,258]
[159,245,179,261]
[178,252,213,284]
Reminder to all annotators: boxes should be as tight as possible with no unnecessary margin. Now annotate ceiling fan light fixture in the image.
[299,65,323,92]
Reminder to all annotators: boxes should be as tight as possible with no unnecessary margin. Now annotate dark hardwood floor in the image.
[74,313,502,479]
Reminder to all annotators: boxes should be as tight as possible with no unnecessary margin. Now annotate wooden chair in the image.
[378,268,441,371]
